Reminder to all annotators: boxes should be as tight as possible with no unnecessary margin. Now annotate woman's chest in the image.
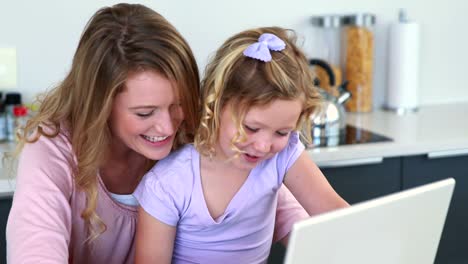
[69,189,137,264]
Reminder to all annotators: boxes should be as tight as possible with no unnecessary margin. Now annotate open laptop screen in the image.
[284,178,455,264]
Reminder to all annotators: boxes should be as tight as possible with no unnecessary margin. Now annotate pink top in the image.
[6,128,307,263]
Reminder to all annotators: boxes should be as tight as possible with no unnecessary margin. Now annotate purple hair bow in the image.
[243,33,286,62]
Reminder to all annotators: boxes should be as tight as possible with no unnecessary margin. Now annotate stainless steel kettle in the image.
[309,59,351,144]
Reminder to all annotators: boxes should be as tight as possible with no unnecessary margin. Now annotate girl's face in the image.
[216,99,303,171]
[109,70,184,160]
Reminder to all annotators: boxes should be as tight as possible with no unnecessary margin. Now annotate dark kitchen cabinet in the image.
[320,157,402,204]
[402,153,468,264]
[267,242,287,264]
[0,197,12,264]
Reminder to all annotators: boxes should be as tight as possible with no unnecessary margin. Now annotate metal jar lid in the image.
[341,13,376,26]
[311,15,342,28]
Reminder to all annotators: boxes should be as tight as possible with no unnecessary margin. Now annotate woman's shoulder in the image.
[21,124,74,161]
[16,124,75,192]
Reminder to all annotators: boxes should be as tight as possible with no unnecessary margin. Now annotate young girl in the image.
[134,27,348,263]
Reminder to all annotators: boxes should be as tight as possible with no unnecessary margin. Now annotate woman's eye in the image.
[136,111,153,118]
[244,125,258,133]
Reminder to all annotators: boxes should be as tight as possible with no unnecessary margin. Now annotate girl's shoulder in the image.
[288,131,301,145]
[144,144,198,186]
[264,131,305,179]
[134,144,198,222]
[277,131,304,158]
[155,144,195,169]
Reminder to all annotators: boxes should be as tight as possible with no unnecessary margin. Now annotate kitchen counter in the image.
[308,102,468,167]
[1,102,468,196]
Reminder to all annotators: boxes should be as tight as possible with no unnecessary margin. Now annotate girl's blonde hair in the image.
[15,3,200,241]
[195,27,320,157]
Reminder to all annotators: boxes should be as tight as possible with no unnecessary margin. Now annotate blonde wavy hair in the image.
[195,27,320,157]
[14,3,200,241]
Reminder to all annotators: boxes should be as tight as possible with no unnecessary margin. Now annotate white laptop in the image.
[284,178,455,264]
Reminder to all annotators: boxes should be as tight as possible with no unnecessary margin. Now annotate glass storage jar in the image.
[310,15,342,97]
[341,13,376,112]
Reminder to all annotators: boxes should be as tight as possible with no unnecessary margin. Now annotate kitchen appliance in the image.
[307,55,391,149]
[309,59,351,143]
[307,124,392,148]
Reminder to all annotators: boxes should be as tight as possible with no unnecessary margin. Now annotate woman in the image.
[6,3,309,263]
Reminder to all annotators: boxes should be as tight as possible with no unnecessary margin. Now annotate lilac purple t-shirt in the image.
[134,132,305,263]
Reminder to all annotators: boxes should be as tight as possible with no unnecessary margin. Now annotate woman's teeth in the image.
[143,135,169,142]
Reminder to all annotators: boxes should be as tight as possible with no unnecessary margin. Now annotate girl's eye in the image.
[244,125,258,133]
[276,131,290,137]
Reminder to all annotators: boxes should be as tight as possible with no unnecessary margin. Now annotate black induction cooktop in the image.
[307,125,393,148]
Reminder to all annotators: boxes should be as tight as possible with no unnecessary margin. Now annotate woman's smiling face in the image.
[109,70,184,160]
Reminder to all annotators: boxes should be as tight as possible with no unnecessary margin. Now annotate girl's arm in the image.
[135,206,176,264]
[283,151,349,216]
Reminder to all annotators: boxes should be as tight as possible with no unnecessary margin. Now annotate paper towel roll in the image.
[386,21,420,112]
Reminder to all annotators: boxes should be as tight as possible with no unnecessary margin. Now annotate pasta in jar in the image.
[341,14,376,112]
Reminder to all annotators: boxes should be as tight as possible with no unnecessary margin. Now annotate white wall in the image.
[1,0,467,107]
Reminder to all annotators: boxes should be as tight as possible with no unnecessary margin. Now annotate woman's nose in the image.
[154,111,178,135]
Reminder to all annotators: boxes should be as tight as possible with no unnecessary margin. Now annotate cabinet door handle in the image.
[427,148,468,159]
[318,157,384,168]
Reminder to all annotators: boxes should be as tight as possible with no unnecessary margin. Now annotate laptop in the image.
[284,178,455,264]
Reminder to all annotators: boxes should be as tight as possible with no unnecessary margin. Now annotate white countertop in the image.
[1,102,468,195]
[0,179,15,198]
[308,102,468,166]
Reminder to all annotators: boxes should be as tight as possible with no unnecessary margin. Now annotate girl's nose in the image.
[253,136,272,153]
